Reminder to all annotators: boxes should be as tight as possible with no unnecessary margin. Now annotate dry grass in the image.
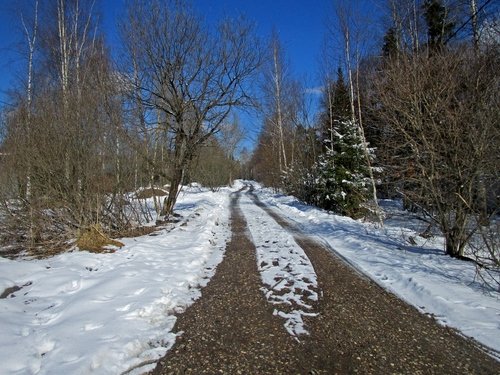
[116,225,159,238]
[77,224,124,253]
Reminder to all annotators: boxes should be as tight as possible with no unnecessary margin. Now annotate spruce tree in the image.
[320,68,351,148]
[314,69,373,218]
[423,0,455,51]
[314,119,373,217]
[382,27,398,58]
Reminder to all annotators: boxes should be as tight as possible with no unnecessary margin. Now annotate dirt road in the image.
[150,186,499,374]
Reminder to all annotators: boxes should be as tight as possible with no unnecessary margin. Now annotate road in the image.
[150,185,500,374]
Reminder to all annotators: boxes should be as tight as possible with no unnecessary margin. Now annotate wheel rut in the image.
[151,186,500,374]
[150,188,330,374]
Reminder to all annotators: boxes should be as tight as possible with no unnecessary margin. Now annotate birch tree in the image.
[258,32,302,186]
[333,1,383,223]
[270,33,288,173]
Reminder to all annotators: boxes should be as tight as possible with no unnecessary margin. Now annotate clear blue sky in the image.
[0,0,382,148]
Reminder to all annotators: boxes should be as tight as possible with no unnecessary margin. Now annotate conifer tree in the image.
[314,118,373,217]
[320,68,351,148]
[423,0,455,51]
[382,27,399,58]
[314,69,373,218]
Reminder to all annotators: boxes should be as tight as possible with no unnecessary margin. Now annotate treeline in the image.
[0,0,260,255]
[0,0,498,267]
[249,0,499,265]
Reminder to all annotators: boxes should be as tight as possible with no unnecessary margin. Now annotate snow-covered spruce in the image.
[313,118,375,218]
[239,192,319,339]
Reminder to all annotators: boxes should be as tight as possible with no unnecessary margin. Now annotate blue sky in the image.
[0,0,382,148]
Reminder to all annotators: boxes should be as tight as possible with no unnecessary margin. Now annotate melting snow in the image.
[238,189,318,339]
[252,182,500,358]
[1,180,499,374]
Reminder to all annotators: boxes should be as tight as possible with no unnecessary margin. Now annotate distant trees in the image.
[252,32,303,188]
[190,118,244,190]
[422,0,455,51]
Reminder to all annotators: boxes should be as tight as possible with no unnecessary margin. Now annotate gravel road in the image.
[150,186,500,374]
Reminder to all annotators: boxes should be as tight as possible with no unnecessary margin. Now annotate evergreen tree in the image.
[382,27,398,58]
[313,67,374,217]
[423,0,455,51]
[320,68,351,147]
[314,119,374,218]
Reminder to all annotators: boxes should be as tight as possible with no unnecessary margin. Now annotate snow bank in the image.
[0,187,232,374]
[253,183,500,357]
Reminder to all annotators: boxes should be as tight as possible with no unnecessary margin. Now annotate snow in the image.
[253,183,500,358]
[1,180,499,374]
[238,191,318,338]
[0,186,231,375]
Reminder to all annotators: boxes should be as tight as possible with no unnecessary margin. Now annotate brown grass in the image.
[77,224,124,253]
[116,226,159,238]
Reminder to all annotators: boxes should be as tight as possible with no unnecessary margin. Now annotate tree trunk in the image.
[162,166,184,217]
[445,226,465,258]
[355,58,382,226]
[161,132,189,217]
[470,0,479,53]
[445,237,462,258]
[272,38,287,173]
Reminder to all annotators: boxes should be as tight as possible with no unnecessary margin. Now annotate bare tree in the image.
[470,0,480,49]
[270,32,288,173]
[218,115,244,185]
[374,48,499,258]
[121,0,261,216]
[258,31,304,188]
[0,0,137,255]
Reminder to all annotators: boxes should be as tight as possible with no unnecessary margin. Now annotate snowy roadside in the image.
[238,189,318,339]
[250,181,500,358]
[0,186,232,375]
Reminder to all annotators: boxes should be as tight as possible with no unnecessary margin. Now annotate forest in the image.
[0,0,498,274]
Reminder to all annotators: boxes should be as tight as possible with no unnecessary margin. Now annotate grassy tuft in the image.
[77,224,124,253]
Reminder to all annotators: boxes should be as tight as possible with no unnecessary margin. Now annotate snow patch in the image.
[239,193,319,339]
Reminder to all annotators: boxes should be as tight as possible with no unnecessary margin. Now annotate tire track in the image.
[151,185,500,374]
[247,184,500,374]
[151,187,334,374]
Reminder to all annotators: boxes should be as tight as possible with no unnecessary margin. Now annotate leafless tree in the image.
[121,0,261,216]
[257,32,307,189]
[269,32,288,173]
[374,47,499,258]
[218,115,245,185]
[0,0,138,255]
